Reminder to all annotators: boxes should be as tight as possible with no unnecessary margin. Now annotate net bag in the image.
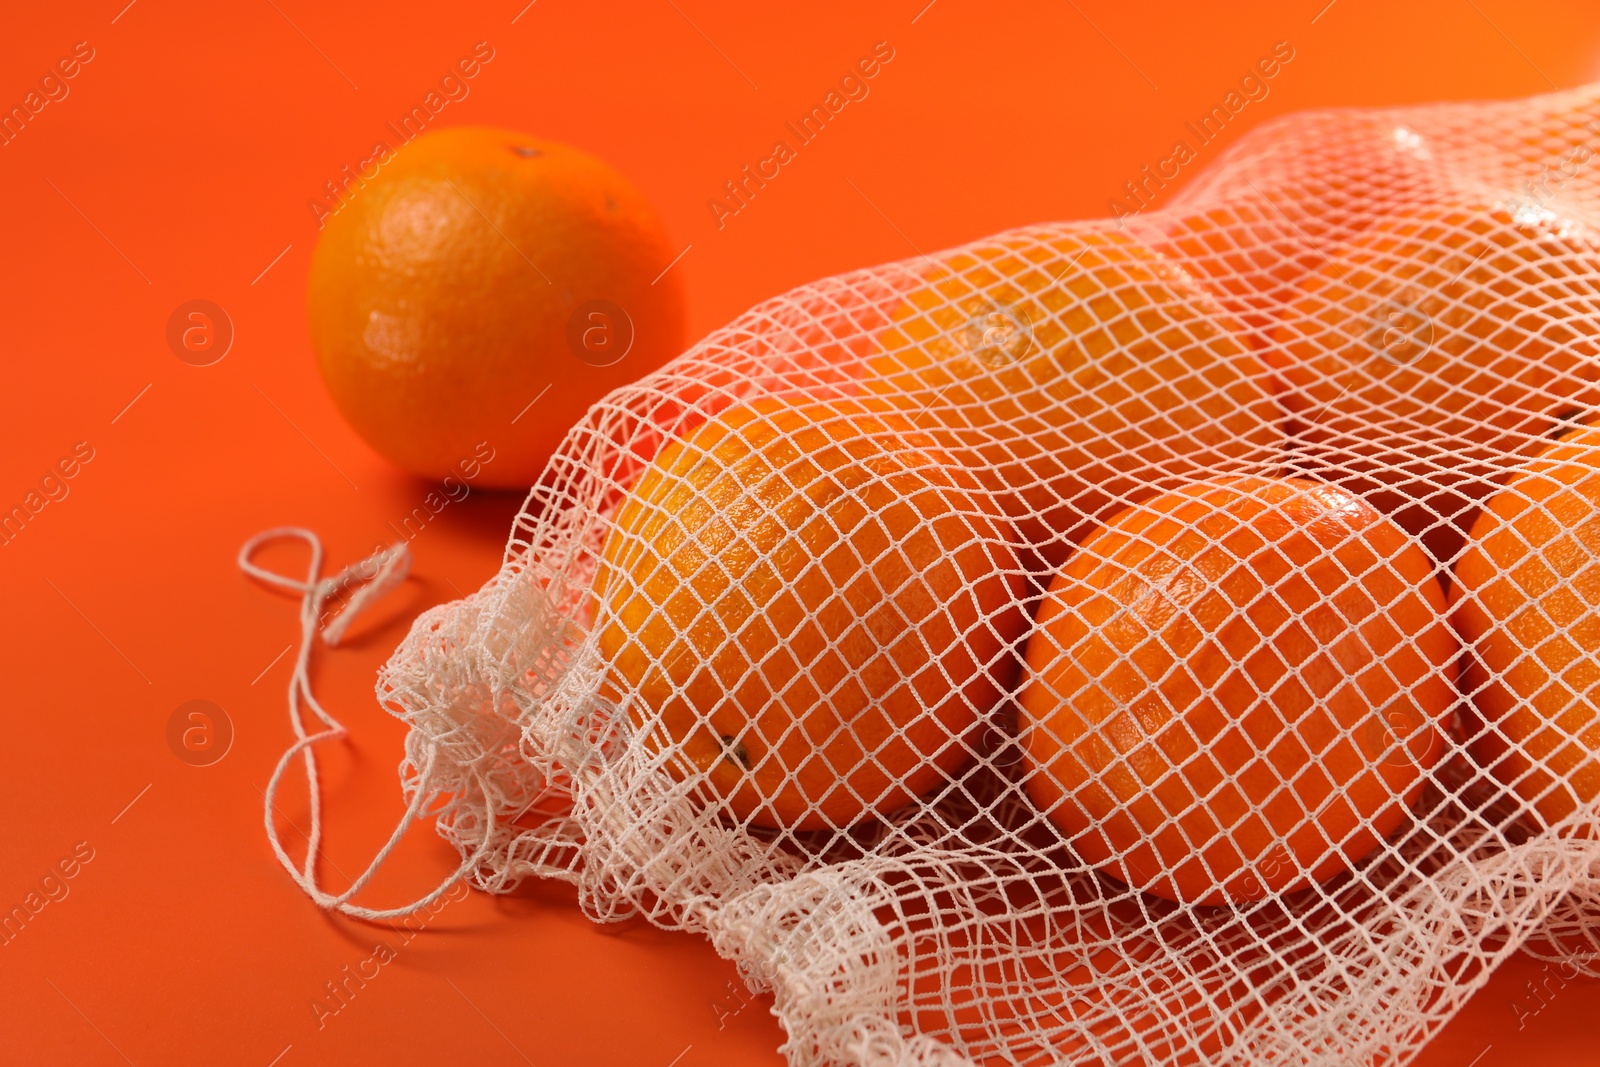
[246,83,1600,1066]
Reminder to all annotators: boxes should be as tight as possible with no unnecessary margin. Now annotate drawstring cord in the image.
[239,528,496,920]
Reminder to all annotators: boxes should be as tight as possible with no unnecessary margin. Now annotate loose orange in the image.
[860,228,1283,568]
[1269,195,1600,561]
[1018,475,1458,905]
[308,126,686,487]
[593,398,1028,831]
[1451,424,1600,830]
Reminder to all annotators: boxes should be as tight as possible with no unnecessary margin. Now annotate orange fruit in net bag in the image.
[1018,475,1458,905]
[1127,199,1330,343]
[860,228,1283,568]
[1133,115,1457,337]
[1269,195,1600,561]
[308,126,686,488]
[1251,118,1458,243]
[593,398,1028,832]
[1518,82,1600,161]
[1451,423,1600,830]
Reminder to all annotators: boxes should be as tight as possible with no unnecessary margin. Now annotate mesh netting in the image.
[370,84,1600,1065]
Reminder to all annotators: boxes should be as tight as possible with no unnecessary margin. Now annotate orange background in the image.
[3,1,1599,1064]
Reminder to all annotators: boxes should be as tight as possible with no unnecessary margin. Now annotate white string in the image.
[238,527,498,920]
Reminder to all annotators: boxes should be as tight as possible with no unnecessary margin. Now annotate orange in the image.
[1520,82,1600,159]
[1244,117,1456,245]
[860,228,1283,568]
[592,397,1028,831]
[1269,195,1600,561]
[1018,475,1458,905]
[1134,115,1455,342]
[1451,424,1600,830]
[307,126,686,488]
[1128,199,1329,344]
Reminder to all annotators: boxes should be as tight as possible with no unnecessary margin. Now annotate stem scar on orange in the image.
[592,398,1029,832]
[1018,475,1458,905]
[1451,423,1600,830]
[307,126,686,488]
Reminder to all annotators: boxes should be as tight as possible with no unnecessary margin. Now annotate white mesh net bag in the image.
[247,83,1600,1066]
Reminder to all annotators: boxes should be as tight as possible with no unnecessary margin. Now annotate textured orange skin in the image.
[1132,200,1333,345]
[307,126,686,487]
[593,398,1028,832]
[861,229,1284,568]
[1019,475,1458,905]
[1269,198,1600,560]
[1451,425,1600,830]
[1136,112,1462,343]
